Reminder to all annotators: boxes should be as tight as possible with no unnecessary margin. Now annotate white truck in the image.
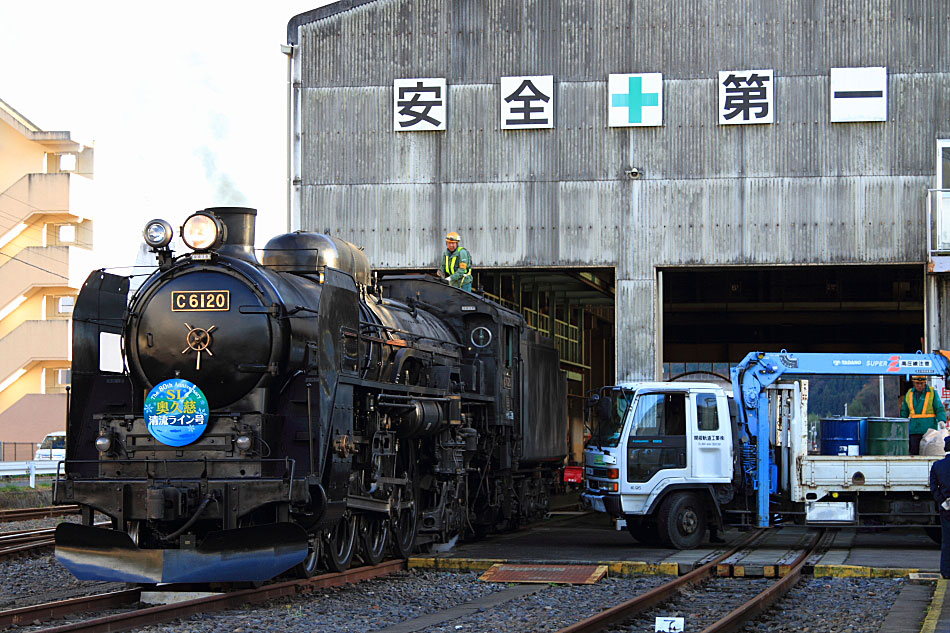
[581,351,950,548]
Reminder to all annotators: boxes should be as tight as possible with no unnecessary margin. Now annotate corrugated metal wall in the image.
[291,0,950,379]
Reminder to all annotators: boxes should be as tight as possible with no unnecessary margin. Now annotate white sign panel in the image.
[830,67,887,122]
[718,69,774,125]
[394,78,446,131]
[608,73,663,127]
[501,75,554,129]
[655,617,685,632]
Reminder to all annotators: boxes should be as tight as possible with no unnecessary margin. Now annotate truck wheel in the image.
[657,492,706,549]
[626,519,661,545]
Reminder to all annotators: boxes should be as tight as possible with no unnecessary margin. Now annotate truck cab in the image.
[581,382,735,548]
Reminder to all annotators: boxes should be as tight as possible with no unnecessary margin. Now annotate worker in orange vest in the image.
[901,375,947,454]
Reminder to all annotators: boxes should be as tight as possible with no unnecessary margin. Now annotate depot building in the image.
[285,0,950,455]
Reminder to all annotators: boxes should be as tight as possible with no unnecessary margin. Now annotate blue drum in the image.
[819,416,865,456]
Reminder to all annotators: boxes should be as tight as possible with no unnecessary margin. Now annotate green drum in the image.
[864,417,909,456]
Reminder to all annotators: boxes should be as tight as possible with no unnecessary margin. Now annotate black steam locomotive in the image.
[54,207,566,583]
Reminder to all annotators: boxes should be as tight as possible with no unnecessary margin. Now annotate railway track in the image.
[555,528,828,633]
[0,520,110,562]
[1,559,405,632]
[0,506,79,523]
[0,526,56,561]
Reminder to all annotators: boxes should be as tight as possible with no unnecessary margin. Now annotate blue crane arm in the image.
[731,350,950,415]
[729,350,950,528]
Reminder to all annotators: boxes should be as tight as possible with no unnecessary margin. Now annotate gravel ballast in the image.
[131,574,913,633]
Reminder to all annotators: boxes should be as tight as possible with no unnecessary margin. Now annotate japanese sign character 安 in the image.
[393,78,446,132]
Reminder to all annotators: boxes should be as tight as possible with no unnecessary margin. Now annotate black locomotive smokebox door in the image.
[134,270,272,408]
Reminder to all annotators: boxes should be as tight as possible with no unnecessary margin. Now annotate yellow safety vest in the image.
[443,250,472,276]
[905,388,935,418]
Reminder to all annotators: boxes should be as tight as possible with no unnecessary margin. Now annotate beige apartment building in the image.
[0,98,94,452]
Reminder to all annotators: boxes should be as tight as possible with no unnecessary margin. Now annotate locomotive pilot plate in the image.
[144,378,210,446]
[171,290,229,312]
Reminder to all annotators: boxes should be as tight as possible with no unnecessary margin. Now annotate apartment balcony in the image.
[0,320,69,387]
[0,172,94,234]
[0,246,95,310]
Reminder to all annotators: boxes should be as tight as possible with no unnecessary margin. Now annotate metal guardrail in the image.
[0,461,59,488]
[0,462,59,476]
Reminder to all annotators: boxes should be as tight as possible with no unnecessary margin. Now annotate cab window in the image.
[628,393,686,436]
[41,435,65,450]
[696,393,719,431]
[626,392,687,483]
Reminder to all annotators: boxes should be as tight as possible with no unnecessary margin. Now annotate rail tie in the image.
[699,529,826,633]
[555,529,768,633]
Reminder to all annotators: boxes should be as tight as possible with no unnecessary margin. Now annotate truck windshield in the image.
[590,387,634,448]
[40,436,65,449]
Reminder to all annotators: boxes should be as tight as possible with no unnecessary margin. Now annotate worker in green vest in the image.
[900,375,947,454]
[437,231,473,292]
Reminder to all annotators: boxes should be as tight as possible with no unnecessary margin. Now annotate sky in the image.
[1,0,333,271]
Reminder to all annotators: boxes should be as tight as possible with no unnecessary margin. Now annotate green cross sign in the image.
[612,76,659,124]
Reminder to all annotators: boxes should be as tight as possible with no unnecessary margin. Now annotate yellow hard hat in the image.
[445,231,460,242]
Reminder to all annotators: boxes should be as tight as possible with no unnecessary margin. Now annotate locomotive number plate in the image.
[171,290,230,312]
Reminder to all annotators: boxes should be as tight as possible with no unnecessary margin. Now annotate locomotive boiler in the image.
[54,207,567,583]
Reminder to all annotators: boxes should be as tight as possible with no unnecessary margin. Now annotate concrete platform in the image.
[409,511,944,578]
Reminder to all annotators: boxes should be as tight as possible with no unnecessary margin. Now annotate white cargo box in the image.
[793,455,940,502]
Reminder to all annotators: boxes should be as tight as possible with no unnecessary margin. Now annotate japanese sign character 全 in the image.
[718,70,774,125]
[501,76,554,130]
[393,78,446,131]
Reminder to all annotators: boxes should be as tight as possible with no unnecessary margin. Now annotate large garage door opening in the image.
[661,265,924,382]
[383,267,615,464]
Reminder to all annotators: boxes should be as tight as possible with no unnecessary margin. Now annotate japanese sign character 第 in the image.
[393,78,446,132]
[718,70,774,125]
[501,76,554,129]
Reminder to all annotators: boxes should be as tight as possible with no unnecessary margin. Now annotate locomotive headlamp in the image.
[95,435,112,453]
[181,212,225,251]
[143,219,173,249]
[235,435,252,451]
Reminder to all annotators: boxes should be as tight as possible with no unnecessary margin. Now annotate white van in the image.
[34,432,66,461]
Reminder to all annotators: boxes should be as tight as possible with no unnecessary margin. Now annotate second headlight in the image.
[181,212,225,251]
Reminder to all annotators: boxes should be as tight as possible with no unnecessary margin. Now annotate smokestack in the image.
[205,206,258,263]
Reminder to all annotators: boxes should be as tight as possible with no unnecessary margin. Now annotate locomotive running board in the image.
[54,522,309,583]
